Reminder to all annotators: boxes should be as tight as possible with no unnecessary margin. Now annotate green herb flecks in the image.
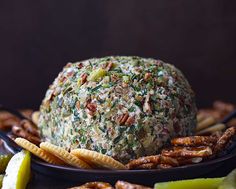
[134,100,142,108]
[114,135,122,144]
[80,136,87,144]
[131,74,137,81]
[82,112,88,119]
[72,136,78,144]
[91,84,102,93]
[128,106,135,112]
[131,84,141,92]
[111,99,119,109]
[101,148,107,154]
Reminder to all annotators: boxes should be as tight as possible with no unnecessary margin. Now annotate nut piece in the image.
[86,102,97,116]
[144,73,152,81]
[117,113,129,125]
[143,93,152,114]
[106,61,113,71]
[76,101,80,110]
[125,116,135,126]
[87,103,97,112]
[81,73,88,85]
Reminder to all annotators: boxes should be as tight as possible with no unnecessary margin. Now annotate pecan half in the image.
[81,73,88,85]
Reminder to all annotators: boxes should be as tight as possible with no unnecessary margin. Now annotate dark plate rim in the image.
[31,149,236,174]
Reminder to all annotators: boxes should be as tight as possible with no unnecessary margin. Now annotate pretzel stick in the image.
[171,136,217,146]
[162,146,213,158]
[196,116,216,131]
[196,123,226,135]
[213,127,236,154]
[197,113,205,123]
[126,155,160,169]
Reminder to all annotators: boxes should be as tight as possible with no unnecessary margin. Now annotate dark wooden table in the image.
[1,140,236,189]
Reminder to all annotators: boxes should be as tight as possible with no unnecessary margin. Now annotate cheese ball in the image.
[38,56,197,163]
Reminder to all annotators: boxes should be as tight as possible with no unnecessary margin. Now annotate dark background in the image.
[0,0,236,110]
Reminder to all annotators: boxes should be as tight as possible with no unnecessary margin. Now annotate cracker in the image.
[71,149,126,170]
[15,138,64,165]
[40,142,91,169]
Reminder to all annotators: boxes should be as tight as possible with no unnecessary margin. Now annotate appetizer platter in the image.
[0,56,236,188]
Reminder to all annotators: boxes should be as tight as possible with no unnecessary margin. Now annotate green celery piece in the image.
[87,68,107,81]
[218,169,236,189]
[155,178,224,189]
[0,174,4,188]
[0,154,12,173]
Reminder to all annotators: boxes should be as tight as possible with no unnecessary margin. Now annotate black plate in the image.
[1,127,236,186]
[1,106,236,186]
[30,148,236,186]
